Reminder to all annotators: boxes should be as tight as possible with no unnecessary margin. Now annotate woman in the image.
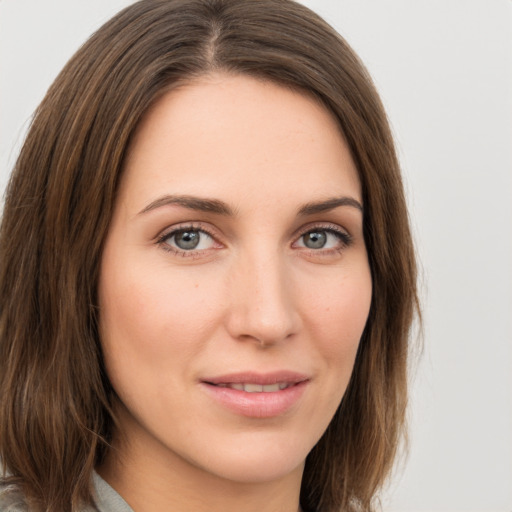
[0,0,418,511]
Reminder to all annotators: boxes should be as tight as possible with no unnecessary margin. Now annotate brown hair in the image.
[0,1,419,510]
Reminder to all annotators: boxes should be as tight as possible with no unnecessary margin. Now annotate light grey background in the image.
[1,1,511,510]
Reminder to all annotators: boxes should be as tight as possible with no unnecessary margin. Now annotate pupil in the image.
[175,230,200,250]
[304,231,326,249]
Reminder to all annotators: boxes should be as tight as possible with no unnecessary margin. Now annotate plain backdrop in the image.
[1,1,511,511]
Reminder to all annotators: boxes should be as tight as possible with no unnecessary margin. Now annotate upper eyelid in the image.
[293,221,351,239]
[156,222,218,242]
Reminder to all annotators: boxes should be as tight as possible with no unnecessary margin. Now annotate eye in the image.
[159,227,216,253]
[294,227,351,251]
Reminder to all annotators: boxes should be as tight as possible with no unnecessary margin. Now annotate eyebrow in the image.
[297,196,363,216]
[138,194,363,217]
[138,195,235,216]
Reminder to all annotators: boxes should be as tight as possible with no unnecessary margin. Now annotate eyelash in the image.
[156,222,353,257]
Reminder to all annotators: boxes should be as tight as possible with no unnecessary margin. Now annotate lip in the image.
[203,371,309,386]
[200,371,309,418]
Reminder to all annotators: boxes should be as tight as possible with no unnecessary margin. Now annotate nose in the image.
[225,249,300,347]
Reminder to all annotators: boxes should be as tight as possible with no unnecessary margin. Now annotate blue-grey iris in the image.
[174,230,200,250]
[303,231,326,249]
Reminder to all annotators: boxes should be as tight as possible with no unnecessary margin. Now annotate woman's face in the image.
[98,73,372,486]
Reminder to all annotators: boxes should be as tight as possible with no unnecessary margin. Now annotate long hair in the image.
[0,1,419,510]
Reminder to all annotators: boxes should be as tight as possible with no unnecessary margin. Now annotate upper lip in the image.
[202,371,309,386]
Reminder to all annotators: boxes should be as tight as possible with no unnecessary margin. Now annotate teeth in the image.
[262,383,281,392]
[244,383,264,392]
[217,382,291,392]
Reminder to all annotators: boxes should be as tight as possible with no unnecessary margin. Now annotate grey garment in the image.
[0,482,28,512]
[0,472,133,512]
[91,472,134,512]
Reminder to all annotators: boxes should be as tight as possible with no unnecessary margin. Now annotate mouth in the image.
[208,382,295,392]
[200,372,309,418]
[202,371,308,390]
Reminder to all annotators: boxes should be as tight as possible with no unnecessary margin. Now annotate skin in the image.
[97,73,372,512]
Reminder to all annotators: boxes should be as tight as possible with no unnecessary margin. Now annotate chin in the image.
[197,449,306,485]
[173,426,317,485]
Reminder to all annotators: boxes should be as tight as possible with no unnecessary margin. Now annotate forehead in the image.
[120,73,361,211]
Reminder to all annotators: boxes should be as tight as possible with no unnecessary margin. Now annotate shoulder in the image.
[0,480,98,512]
[0,481,29,512]
[0,472,128,512]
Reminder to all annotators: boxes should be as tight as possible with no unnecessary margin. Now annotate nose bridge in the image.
[226,245,298,345]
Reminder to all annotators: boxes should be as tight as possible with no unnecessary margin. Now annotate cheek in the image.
[307,267,371,336]
[300,264,372,375]
[289,263,372,443]
[98,257,224,375]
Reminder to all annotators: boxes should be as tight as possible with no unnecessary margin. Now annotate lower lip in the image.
[200,381,308,418]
